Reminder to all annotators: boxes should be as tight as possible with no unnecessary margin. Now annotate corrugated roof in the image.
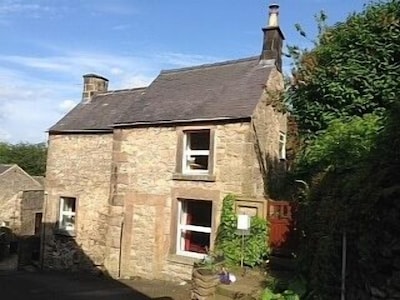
[49,87,146,132]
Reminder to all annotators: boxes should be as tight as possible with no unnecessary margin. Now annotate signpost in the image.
[237,214,251,268]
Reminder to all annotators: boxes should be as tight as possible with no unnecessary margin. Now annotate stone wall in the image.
[252,67,287,198]
[43,133,113,271]
[44,68,286,281]
[20,190,44,236]
[0,192,22,233]
[0,165,42,233]
[105,87,286,281]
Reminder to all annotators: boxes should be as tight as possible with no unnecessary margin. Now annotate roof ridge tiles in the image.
[160,56,259,75]
[97,86,147,96]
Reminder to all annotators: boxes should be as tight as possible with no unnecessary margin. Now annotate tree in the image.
[286,1,400,298]
[0,142,47,176]
[287,0,399,143]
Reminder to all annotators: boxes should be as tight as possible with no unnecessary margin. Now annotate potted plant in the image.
[191,252,224,300]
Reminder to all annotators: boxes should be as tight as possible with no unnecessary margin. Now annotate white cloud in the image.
[155,52,222,68]
[0,128,11,142]
[58,100,77,112]
[0,0,54,19]
[85,2,138,16]
[112,24,131,31]
[0,48,219,144]
[110,67,123,75]
[0,1,41,14]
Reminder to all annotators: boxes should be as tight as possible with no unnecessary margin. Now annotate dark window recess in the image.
[189,131,210,150]
[182,200,212,254]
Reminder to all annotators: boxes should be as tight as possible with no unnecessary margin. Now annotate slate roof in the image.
[50,87,146,132]
[50,56,273,132]
[0,164,13,175]
[116,56,272,126]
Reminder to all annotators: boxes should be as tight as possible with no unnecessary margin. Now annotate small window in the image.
[183,130,210,174]
[279,132,286,160]
[59,197,76,232]
[34,212,43,236]
[177,199,212,258]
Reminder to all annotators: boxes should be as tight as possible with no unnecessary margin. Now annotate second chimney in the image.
[82,74,109,102]
[260,4,285,71]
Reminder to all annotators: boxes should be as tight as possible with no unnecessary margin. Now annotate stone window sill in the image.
[172,173,216,182]
[167,254,200,266]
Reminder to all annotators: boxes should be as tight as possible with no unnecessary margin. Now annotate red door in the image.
[267,201,296,249]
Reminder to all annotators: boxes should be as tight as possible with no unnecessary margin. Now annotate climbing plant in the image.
[215,194,269,267]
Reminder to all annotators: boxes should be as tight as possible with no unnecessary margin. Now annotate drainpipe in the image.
[118,219,124,278]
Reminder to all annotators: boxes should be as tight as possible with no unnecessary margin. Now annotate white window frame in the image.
[59,197,76,232]
[279,131,286,160]
[176,200,211,259]
[182,130,210,175]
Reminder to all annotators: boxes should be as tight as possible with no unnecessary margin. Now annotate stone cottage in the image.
[43,4,287,280]
[0,164,44,235]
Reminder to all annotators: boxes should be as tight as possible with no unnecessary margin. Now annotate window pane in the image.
[182,231,210,253]
[186,155,209,170]
[179,200,212,255]
[188,131,210,150]
[60,215,75,231]
[62,197,76,212]
[185,200,212,227]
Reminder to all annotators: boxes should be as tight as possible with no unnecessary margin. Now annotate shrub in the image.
[215,194,269,267]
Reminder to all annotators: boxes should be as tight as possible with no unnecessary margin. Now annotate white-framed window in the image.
[59,197,76,232]
[177,199,212,259]
[279,131,286,160]
[182,130,210,174]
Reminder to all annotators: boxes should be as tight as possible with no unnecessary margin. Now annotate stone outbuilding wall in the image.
[20,190,45,236]
[0,165,43,234]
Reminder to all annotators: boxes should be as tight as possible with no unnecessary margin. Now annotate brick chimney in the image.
[82,74,109,102]
[260,4,285,71]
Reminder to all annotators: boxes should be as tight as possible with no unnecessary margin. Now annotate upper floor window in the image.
[183,130,210,174]
[174,127,216,181]
[279,131,286,160]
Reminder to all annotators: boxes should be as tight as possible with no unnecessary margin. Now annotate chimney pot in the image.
[82,74,109,102]
[260,3,285,71]
[268,4,279,27]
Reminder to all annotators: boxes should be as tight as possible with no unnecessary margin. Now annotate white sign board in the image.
[237,214,250,230]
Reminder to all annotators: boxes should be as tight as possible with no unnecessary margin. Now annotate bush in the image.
[215,194,269,267]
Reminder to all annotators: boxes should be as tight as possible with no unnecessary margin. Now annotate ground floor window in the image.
[177,199,212,258]
[59,197,76,232]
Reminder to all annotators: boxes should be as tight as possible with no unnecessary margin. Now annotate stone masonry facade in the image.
[42,66,286,281]
[43,134,113,271]
[103,67,286,280]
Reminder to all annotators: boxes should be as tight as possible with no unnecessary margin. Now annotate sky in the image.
[0,0,371,144]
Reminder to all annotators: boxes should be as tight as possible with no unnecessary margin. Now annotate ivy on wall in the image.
[215,194,269,267]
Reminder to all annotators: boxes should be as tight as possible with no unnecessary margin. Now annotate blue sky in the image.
[0,0,370,143]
